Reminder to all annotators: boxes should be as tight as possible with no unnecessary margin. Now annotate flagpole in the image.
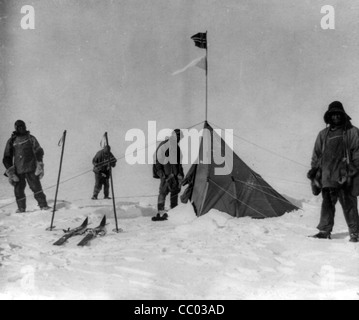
[205,31,208,123]
[104,132,121,233]
[47,130,67,231]
[190,32,209,122]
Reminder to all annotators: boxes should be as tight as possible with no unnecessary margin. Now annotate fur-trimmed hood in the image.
[324,101,352,127]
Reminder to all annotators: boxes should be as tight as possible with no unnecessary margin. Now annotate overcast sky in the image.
[1,0,359,200]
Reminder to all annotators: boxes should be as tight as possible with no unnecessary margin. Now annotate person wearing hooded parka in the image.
[92,145,117,200]
[309,101,359,243]
[152,129,184,221]
[3,120,50,213]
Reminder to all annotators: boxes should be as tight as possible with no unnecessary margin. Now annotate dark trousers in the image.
[318,188,359,235]
[15,172,48,210]
[158,178,180,211]
[93,173,110,198]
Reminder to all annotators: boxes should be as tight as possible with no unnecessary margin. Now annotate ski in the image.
[53,217,89,246]
[77,216,107,247]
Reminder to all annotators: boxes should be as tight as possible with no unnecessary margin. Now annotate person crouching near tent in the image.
[3,120,50,213]
[308,101,359,243]
[92,145,117,200]
[152,129,184,221]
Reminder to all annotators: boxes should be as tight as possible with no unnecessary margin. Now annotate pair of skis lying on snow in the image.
[53,216,107,247]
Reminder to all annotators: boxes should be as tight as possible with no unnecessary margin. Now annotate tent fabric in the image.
[183,122,298,218]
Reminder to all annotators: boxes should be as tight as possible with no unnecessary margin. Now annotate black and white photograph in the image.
[1,0,359,301]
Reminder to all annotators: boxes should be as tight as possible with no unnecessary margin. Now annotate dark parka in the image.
[3,132,44,175]
[311,110,359,197]
[153,138,184,179]
[93,149,117,176]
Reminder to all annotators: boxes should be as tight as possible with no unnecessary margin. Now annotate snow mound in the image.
[167,202,197,225]
[196,210,231,227]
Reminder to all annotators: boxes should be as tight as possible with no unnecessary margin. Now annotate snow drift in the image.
[1,196,359,300]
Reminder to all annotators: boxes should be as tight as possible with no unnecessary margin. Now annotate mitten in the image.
[307,167,318,180]
[6,166,19,186]
[35,162,45,179]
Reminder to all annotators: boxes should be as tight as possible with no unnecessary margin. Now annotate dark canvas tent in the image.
[182,122,298,218]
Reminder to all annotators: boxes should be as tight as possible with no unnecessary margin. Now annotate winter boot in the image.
[311,231,331,240]
[152,211,168,222]
[349,234,359,243]
[40,206,52,211]
[152,213,161,221]
[16,208,26,213]
[92,195,98,200]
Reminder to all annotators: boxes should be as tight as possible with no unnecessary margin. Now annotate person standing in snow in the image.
[3,120,50,213]
[92,145,117,200]
[308,101,359,242]
[153,129,184,221]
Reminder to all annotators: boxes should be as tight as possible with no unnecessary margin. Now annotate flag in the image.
[191,33,207,49]
[172,56,207,76]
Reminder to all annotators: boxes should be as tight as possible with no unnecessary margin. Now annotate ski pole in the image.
[47,130,67,231]
[104,132,121,233]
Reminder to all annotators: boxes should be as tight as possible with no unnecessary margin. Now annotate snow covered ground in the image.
[0,191,358,300]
